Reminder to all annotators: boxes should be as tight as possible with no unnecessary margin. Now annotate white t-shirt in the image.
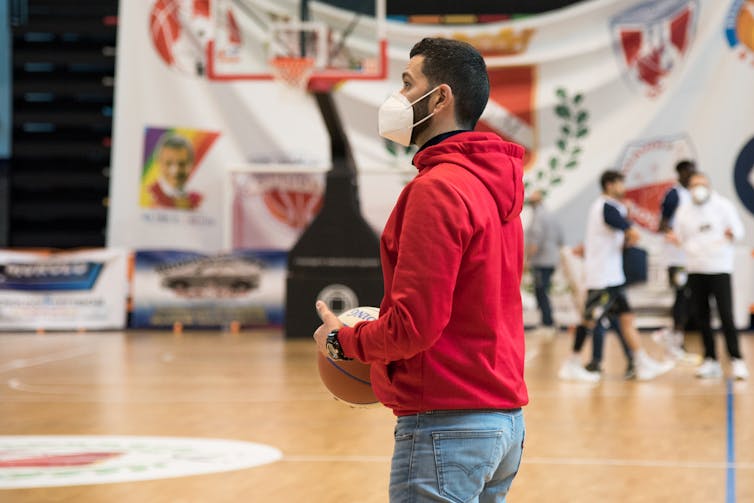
[584,195,630,289]
[674,192,745,274]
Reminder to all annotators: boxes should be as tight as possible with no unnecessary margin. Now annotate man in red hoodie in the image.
[314,37,528,502]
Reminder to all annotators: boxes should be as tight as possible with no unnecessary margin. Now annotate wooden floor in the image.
[1,328,752,502]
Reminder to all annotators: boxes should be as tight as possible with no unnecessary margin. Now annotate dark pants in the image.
[573,286,633,364]
[590,316,633,365]
[572,317,633,365]
[533,266,554,327]
[688,273,742,360]
[668,266,690,331]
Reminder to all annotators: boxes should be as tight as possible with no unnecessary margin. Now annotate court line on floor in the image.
[0,348,94,374]
[281,454,754,470]
[726,378,736,503]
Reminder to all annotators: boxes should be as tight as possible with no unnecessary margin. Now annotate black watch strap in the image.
[326,329,351,360]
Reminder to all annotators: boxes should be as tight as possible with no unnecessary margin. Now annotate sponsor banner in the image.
[0,436,281,489]
[131,250,286,328]
[0,249,128,330]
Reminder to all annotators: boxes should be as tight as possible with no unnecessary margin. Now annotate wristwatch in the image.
[325,329,351,361]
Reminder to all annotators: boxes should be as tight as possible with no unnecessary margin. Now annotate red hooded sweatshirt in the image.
[338,131,528,416]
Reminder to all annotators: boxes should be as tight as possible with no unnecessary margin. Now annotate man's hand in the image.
[624,227,640,247]
[312,301,344,356]
[526,243,539,258]
[665,230,680,246]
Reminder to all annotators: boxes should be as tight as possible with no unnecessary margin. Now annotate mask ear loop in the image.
[408,85,441,128]
[408,85,441,107]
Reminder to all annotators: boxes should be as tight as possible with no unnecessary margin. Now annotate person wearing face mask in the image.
[669,173,748,380]
[313,37,527,501]
[653,160,701,364]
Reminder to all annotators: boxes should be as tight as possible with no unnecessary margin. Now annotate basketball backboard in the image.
[207,0,386,90]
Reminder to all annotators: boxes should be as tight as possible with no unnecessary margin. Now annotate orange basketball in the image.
[317,307,379,406]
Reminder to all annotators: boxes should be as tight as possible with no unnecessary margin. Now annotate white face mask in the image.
[691,185,710,204]
[378,86,440,147]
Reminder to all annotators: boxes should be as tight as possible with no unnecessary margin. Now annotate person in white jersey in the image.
[559,170,674,381]
[655,160,701,364]
[669,172,748,380]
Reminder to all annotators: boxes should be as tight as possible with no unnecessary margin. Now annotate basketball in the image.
[317,306,379,406]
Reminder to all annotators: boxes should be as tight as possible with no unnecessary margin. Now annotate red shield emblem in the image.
[617,134,696,230]
[611,0,698,97]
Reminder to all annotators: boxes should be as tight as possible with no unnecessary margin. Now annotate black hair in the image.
[600,170,624,191]
[675,159,696,174]
[409,37,489,129]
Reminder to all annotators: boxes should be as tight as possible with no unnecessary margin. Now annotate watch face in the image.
[326,341,339,360]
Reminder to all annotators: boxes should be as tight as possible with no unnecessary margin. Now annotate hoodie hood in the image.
[412,131,525,222]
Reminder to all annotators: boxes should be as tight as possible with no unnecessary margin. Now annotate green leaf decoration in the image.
[546,87,590,193]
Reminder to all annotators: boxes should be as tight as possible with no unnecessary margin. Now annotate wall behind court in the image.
[108,0,754,327]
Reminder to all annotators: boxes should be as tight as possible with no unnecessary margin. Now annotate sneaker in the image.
[695,358,723,379]
[585,361,602,373]
[731,359,749,380]
[668,345,703,366]
[635,353,675,381]
[651,328,673,346]
[624,362,636,380]
[558,357,601,382]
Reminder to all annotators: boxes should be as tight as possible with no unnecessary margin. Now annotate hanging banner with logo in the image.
[0,249,128,330]
[110,0,754,327]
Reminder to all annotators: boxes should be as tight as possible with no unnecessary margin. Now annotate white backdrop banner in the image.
[109,0,754,322]
[0,249,128,330]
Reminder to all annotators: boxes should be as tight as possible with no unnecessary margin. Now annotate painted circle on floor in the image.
[0,436,282,489]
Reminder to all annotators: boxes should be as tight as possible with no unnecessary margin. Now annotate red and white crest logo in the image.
[617,134,696,230]
[149,0,215,75]
[611,0,698,97]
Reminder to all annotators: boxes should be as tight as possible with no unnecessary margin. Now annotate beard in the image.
[410,92,433,145]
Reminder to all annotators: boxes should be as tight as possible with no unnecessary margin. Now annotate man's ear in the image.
[432,84,454,114]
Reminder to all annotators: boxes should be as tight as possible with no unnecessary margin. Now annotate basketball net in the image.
[270,56,315,92]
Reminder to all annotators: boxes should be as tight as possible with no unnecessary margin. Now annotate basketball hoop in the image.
[270,56,316,91]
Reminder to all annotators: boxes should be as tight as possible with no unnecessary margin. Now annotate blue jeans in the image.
[390,409,525,503]
[533,266,554,326]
